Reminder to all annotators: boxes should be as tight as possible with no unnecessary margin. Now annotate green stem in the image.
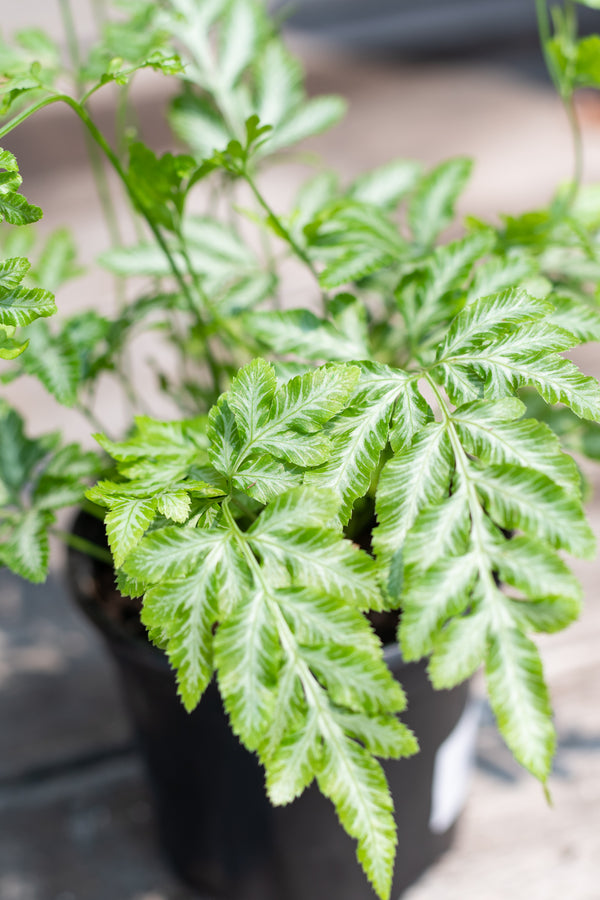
[53,528,113,565]
[0,95,66,141]
[564,96,584,208]
[535,0,562,95]
[176,228,223,399]
[59,0,81,71]
[59,0,124,251]
[242,168,326,310]
[58,97,197,311]
[535,0,583,209]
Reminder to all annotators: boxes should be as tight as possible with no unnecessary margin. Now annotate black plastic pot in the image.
[68,512,479,899]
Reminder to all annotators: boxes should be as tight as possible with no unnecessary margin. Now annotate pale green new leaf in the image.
[156,490,191,523]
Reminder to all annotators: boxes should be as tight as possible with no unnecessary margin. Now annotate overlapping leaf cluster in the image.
[90,360,418,900]
[2,2,600,898]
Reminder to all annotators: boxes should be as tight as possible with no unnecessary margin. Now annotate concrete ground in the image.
[1,23,600,900]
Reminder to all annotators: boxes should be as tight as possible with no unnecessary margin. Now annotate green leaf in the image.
[0,186,42,226]
[473,464,595,559]
[373,424,454,567]
[319,247,395,290]
[317,738,396,900]
[218,0,260,89]
[305,363,407,523]
[265,709,321,804]
[408,157,472,247]
[142,566,219,711]
[428,607,490,689]
[0,401,55,495]
[400,553,479,660]
[490,534,583,604]
[485,628,555,782]
[549,294,600,343]
[123,524,229,582]
[168,95,230,157]
[388,380,433,452]
[436,288,551,360]
[348,159,422,209]
[255,40,303,130]
[266,95,347,153]
[215,584,281,749]
[466,252,538,303]
[250,519,383,611]
[105,498,157,568]
[0,262,56,327]
[231,455,302,503]
[21,321,79,405]
[453,399,581,496]
[32,228,82,292]
[156,490,192,523]
[227,357,277,443]
[0,508,52,582]
[398,231,496,340]
[244,308,368,361]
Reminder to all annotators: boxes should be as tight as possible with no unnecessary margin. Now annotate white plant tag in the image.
[428,698,482,834]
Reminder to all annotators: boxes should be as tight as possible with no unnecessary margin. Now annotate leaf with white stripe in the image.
[373,424,454,568]
[142,565,219,711]
[473,464,595,559]
[453,399,581,496]
[105,497,157,567]
[409,157,472,247]
[317,738,397,900]
[485,628,555,782]
[305,363,408,523]
[400,552,479,660]
[215,585,281,750]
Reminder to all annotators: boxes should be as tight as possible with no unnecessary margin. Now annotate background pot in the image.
[68,511,479,899]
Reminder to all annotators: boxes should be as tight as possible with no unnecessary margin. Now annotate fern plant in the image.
[2,1,600,897]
